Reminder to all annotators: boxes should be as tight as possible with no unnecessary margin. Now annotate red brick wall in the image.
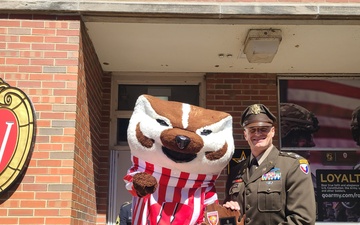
[74,21,111,225]
[0,16,110,225]
[206,73,279,201]
[0,14,282,224]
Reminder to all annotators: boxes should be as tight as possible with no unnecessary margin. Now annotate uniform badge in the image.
[207,211,219,225]
[299,159,308,164]
[232,178,243,183]
[262,168,281,180]
[249,104,261,114]
[300,164,309,174]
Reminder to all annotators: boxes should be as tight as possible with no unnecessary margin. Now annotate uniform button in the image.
[246,204,250,210]
[246,189,250,195]
[246,217,251,223]
[267,188,271,193]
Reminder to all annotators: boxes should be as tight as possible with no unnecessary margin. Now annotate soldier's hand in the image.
[223,201,240,211]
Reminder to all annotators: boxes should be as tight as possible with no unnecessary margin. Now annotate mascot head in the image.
[127,95,234,175]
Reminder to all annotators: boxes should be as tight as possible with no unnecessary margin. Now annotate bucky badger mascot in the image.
[124,95,242,225]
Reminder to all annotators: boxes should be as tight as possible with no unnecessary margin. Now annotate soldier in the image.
[280,103,319,148]
[351,106,360,146]
[279,103,321,219]
[116,201,132,225]
[223,103,316,225]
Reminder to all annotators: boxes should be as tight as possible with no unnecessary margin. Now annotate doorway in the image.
[107,73,205,224]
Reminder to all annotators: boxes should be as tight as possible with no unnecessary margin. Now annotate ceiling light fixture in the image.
[243,29,282,63]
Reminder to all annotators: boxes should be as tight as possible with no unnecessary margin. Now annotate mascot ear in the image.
[133,95,148,114]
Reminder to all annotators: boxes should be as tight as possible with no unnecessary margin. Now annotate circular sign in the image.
[0,79,36,195]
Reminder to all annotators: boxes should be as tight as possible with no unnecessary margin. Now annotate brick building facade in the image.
[1,1,359,224]
[0,17,111,224]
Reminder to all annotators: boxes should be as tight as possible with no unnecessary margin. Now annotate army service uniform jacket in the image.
[116,201,132,225]
[225,146,316,225]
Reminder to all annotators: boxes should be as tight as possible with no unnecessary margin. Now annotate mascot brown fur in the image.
[124,95,243,225]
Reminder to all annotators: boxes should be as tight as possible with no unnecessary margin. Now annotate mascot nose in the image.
[175,135,190,149]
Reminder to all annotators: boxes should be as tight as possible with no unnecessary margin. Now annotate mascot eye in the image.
[156,119,169,126]
[201,129,212,136]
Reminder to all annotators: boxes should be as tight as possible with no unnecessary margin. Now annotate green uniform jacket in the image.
[225,146,316,225]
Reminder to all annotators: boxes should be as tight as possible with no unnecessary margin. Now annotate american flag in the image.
[282,79,360,148]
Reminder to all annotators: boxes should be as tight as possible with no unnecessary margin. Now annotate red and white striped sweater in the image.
[124,156,219,225]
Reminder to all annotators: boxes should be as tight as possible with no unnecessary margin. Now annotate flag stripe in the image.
[289,101,354,120]
[288,89,360,110]
[285,79,360,148]
[314,126,352,139]
[288,80,360,99]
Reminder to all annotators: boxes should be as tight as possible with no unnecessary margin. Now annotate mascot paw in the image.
[133,172,158,197]
[203,202,245,225]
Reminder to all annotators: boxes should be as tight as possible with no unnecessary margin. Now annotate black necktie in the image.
[249,158,258,176]
[250,157,258,166]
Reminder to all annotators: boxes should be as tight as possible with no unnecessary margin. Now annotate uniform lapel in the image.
[237,158,250,184]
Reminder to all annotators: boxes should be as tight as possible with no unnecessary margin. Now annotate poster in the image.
[279,77,360,222]
[278,78,360,149]
[227,149,250,174]
[309,151,360,222]
[316,169,360,222]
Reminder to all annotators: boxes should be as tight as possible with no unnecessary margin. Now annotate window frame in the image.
[277,75,360,151]
[109,72,206,150]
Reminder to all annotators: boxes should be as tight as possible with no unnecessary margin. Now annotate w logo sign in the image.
[0,79,36,195]
[0,117,17,172]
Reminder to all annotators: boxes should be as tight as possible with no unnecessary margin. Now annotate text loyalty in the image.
[320,173,360,183]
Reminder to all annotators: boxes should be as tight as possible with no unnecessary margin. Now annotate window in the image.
[117,85,199,111]
[109,73,205,149]
[278,77,360,150]
[116,84,199,144]
[278,76,360,223]
[107,73,205,224]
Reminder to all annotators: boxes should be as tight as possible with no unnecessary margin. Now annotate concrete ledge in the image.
[0,1,360,19]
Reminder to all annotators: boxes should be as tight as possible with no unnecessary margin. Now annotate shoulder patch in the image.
[299,164,309,174]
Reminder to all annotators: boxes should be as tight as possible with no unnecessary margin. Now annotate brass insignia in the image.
[299,159,309,164]
[250,104,261,114]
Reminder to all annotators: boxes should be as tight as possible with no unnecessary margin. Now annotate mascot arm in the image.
[204,185,218,205]
[124,171,158,197]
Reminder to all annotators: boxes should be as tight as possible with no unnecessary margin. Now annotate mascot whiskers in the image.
[124,95,243,225]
